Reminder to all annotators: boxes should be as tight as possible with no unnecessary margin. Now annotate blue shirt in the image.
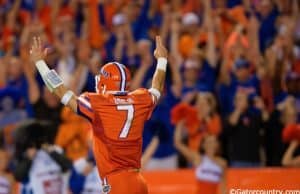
[182,61,217,95]
[7,75,34,115]
[142,86,179,158]
[218,74,260,115]
[197,61,217,92]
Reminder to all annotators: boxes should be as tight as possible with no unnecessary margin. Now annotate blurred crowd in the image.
[0,0,300,193]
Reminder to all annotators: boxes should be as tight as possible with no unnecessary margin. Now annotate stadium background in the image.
[0,0,300,193]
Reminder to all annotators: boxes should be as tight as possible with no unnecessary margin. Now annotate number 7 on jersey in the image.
[117,105,134,138]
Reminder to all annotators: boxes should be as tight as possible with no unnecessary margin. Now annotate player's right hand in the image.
[30,36,48,62]
[154,36,168,59]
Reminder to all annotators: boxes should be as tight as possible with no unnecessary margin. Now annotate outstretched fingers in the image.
[32,36,42,50]
[37,36,42,50]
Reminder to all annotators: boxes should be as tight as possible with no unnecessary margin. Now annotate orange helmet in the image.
[95,62,131,94]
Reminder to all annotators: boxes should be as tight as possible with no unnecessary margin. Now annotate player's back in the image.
[78,88,154,177]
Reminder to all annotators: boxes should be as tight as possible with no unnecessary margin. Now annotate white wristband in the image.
[61,90,74,105]
[156,57,167,72]
[35,60,55,92]
[35,60,51,76]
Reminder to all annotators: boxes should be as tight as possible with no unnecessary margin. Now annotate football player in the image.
[30,36,168,194]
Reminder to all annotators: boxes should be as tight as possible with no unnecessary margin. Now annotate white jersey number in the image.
[117,105,134,138]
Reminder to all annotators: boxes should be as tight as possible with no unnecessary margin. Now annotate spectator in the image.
[266,96,298,166]
[13,121,72,194]
[23,61,63,142]
[174,121,227,194]
[0,86,27,156]
[0,144,16,194]
[0,87,27,129]
[172,93,222,153]
[141,80,180,170]
[170,0,219,96]
[143,111,177,170]
[69,40,97,93]
[218,58,260,115]
[224,91,268,167]
[0,57,29,113]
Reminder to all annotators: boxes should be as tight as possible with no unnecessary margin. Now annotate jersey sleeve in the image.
[148,88,161,105]
[77,92,95,122]
[135,88,157,120]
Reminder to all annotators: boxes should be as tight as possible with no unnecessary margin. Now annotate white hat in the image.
[112,13,127,26]
[182,12,199,26]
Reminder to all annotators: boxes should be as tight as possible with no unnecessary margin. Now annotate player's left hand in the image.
[154,36,168,59]
[30,36,48,62]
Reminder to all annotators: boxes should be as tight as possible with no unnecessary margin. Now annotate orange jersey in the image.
[77,88,155,178]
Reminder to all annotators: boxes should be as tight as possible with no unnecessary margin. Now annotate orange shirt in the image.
[228,5,248,28]
[171,103,222,151]
[215,5,248,39]
[55,107,90,161]
[188,114,222,151]
[77,88,155,177]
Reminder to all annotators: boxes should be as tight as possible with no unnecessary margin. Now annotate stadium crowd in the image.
[0,0,300,193]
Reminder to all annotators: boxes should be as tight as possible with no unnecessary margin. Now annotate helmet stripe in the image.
[114,62,126,92]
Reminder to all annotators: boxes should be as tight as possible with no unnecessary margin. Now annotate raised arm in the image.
[30,37,78,112]
[292,0,299,18]
[149,36,168,101]
[160,3,171,45]
[0,58,7,87]
[282,141,300,167]
[203,0,217,67]
[174,121,201,166]
[141,136,159,169]
[23,61,40,104]
[130,40,153,90]
[6,0,21,28]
